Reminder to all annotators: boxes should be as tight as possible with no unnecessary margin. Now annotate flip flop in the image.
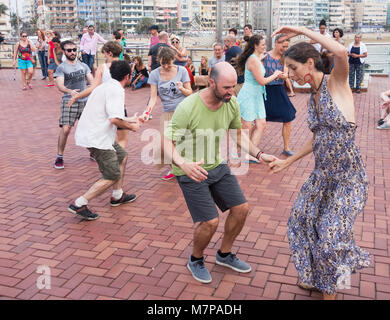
[288,93,296,97]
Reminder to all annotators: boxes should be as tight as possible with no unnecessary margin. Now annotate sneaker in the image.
[162,171,175,181]
[282,149,294,157]
[378,119,385,126]
[216,252,251,273]
[68,204,99,221]
[110,193,137,207]
[54,157,64,169]
[149,114,153,119]
[356,89,361,94]
[377,123,390,130]
[187,256,212,283]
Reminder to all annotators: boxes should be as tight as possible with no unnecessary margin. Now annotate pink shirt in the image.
[80,32,106,55]
[150,36,159,48]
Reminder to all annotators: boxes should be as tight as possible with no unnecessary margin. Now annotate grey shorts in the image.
[59,100,86,127]
[176,164,247,223]
[88,142,127,181]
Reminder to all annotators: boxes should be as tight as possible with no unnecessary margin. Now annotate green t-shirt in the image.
[164,93,242,176]
[119,38,126,61]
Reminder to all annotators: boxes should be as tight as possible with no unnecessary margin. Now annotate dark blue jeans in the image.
[349,63,364,90]
[81,53,95,72]
[38,50,48,78]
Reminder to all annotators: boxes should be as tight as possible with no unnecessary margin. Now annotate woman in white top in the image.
[67,41,130,149]
[347,34,367,94]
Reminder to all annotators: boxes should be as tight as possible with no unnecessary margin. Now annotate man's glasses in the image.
[65,48,77,53]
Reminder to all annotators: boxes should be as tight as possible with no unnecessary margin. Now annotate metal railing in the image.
[2,41,390,76]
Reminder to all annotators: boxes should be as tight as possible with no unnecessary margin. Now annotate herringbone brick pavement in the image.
[0,69,389,300]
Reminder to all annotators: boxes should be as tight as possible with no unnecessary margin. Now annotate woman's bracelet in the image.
[256,151,263,160]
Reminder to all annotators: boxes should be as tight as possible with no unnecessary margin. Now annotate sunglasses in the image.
[171,40,179,44]
[21,35,27,38]
[65,48,77,53]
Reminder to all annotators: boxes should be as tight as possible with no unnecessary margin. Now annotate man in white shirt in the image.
[69,61,143,221]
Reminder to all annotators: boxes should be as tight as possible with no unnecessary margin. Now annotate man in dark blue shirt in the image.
[224,34,244,96]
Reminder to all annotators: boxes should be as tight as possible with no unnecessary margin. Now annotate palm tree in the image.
[0,3,8,16]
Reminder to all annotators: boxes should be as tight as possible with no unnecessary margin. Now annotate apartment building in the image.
[361,0,387,28]
[0,0,10,35]
[121,0,143,30]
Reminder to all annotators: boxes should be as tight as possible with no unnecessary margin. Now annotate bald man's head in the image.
[209,62,237,102]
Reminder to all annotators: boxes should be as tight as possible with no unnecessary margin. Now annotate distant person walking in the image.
[12,31,36,90]
[347,34,367,94]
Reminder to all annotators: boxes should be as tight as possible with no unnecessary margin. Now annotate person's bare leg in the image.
[193,217,219,258]
[116,130,129,149]
[241,119,258,162]
[21,69,27,88]
[27,68,33,87]
[82,178,116,201]
[112,155,128,190]
[251,118,266,148]
[282,122,292,151]
[57,125,72,155]
[220,203,249,253]
[48,69,54,85]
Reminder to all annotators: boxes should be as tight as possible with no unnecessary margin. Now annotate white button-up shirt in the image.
[75,79,125,150]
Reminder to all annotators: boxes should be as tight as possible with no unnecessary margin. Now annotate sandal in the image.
[28,83,33,89]
[288,93,296,97]
[297,280,320,292]
[22,86,27,91]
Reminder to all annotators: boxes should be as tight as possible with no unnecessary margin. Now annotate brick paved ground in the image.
[0,70,389,300]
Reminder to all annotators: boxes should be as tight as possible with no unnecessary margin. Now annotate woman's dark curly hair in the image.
[332,28,344,38]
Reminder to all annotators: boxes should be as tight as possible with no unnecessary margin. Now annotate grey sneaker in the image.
[216,252,251,273]
[187,256,212,283]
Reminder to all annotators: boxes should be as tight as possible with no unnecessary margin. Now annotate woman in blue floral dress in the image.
[269,26,370,300]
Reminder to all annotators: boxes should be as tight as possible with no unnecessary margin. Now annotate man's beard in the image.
[66,54,76,61]
[213,87,232,103]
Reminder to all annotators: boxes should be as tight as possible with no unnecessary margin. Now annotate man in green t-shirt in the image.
[164,62,275,283]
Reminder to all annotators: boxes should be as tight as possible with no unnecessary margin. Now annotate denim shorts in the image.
[176,164,247,223]
[18,58,33,70]
[48,58,57,71]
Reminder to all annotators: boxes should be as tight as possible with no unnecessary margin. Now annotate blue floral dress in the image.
[287,76,370,295]
[237,54,267,121]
